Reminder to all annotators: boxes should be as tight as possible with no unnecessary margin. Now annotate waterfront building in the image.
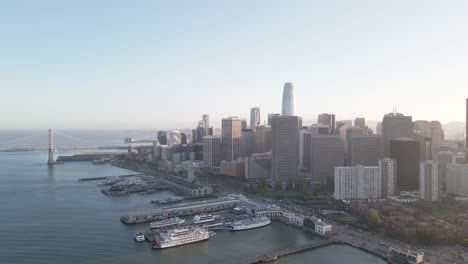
[271,115,302,183]
[299,128,312,172]
[244,152,271,181]
[160,176,213,198]
[250,107,260,131]
[419,161,440,201]
[254,125,272,153]
[282,82,295,116]
[382,112,413,156]
[241,129,255,158]
[310,135,345,184]
[390,138,420,191]
[222,116,242,161]
[203,136,221,173]
[333,166,381,200]
[318,113,336,135]
[447,163,468,196]
[379,158,397,197]
[349,135,382,166]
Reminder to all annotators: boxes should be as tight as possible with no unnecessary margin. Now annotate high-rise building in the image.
[390,138,420,191]
[430,121,445,153]
[466,98,468,163]
[241,129,255,158]
[157,131,167,145]
[222,117,242,161]
[382,112,413,156]
[318,113,336,135]
[411,132,431,161]
[299,128,312,172]
[281,82,295,116]
[419,161,440,201]
[202,114,210,136]
[345,126,364,157]
[335,120,352,135]
[271,116,301,183]
[379,158,397,197]
[254,125,272,153]
[349,135,382,166]
[310,135,345,184]
[333,166,381,200]
[310,124,330,136]
[180,133,187,145]
[250,107,261,131]
[447,163,468,196]
[203,136,221,173]
[435,150,455,189]
[376,122,382,136]
[267,113,280,126]
[241,119,248,130]
[354,117,366,129]
[167,130,181,146]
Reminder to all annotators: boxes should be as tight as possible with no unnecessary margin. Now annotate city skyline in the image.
[1,1,468,129]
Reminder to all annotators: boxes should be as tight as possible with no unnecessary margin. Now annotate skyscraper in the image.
[390,138,420,191]
[299,128,312,172]
[271,116,301,183]
[379,158,397,197]
[167,130,181,146]
[267,113,280,126]
[241,129,255,158]
[310,135,345,184]
[250,107,260,131]
[241,119,248,130]
[318,113,336,135]
[202,114,210,136]
[435,150,455,190]
[354,117,366,129]
[203,136,221,173]
[419,161,440,201]
[382,112,413,156]
[466,98,468,163]
[349,135,382,166]
[254,125,272,153]
[157,131,167,145]
[281,82,295,116]
[222,117,242,161]
[447,163,468,196]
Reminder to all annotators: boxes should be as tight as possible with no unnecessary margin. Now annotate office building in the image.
[412,132,431,161]
[354,117,366,129]
[167,130,181,147]
[430,121,445,153]
[310,135,345,184]
[241,129,255,158]
[268,113,280,126]
[379,158,397,197]
[241,119,248,130]
[271,116,301,183]
[157,131,167,145]
[310,124,330,136]
[254,125,272,153]
[250,107,261,131]
[349,135,382,166]
[282,82,296,116]
[202,114,210,137]
[180,133,187,145]
[447,164,468,196]
[318,113,336,134]
[419,161,440,201]
[345,126,364,156]
[245,152,271,181]
[222,117,242,161]
[299,128,311,172]
[203,136,221,173]
[390,138,420,191]
[335,120,352,135]
[333,166,381,200]
[382,112,413,156]
[221,159,245,177]
[435,150,455,189]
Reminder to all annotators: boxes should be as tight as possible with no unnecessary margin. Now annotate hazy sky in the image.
[1,0,467,130]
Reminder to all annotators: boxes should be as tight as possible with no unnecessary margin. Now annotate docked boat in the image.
[134,232,145,242]
[150,217,185,229]
[193,214,217,224]
[230,217,271,231]
[152,196,184,204]
[151,227,209,249]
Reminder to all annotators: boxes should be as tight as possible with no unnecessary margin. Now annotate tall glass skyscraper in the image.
[282,82,295,116]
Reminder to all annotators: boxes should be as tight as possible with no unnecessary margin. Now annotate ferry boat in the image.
[150,217,185,229]
[134,232,145,242]
[193,214,217,224]
[230,217,271,231]
[151,227,209,249]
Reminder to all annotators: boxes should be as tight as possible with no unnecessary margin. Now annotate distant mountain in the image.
[443,122,466,141]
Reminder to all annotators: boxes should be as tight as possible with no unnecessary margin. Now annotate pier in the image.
[78,173,144,181]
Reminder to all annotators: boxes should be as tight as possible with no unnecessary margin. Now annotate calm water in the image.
[0,150,385,264]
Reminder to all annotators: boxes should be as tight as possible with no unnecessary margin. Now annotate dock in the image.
[78,173,144,181]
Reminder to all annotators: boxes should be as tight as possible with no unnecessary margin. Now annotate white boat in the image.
[151,227,209,249]
[134,232,145,242]
[230,217,271,231]
[193,214,217,224]
[150,217,185,229]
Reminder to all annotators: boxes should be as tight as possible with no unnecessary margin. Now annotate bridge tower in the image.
[47,128,55,165]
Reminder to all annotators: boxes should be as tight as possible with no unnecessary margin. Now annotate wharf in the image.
[78,173,144,181]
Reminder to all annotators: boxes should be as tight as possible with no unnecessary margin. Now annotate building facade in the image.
[271,116,301,183]
[333,166,381,200]
[390,138,420,191]
[379,158,397,197]
[382,112,413,156]
[349,135,381,166]
[250,107,260,131]
[318,113,336,135]
[419,161,440,201]
[222,116,242,161]
[203,136,221,173]
[310,135,345,184]
[241,129,255,158]
[281,82,295,116]
[447,163,468,196]
[245,152,271,181]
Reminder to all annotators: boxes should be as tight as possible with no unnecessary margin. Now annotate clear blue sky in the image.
[1,0,467,130]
